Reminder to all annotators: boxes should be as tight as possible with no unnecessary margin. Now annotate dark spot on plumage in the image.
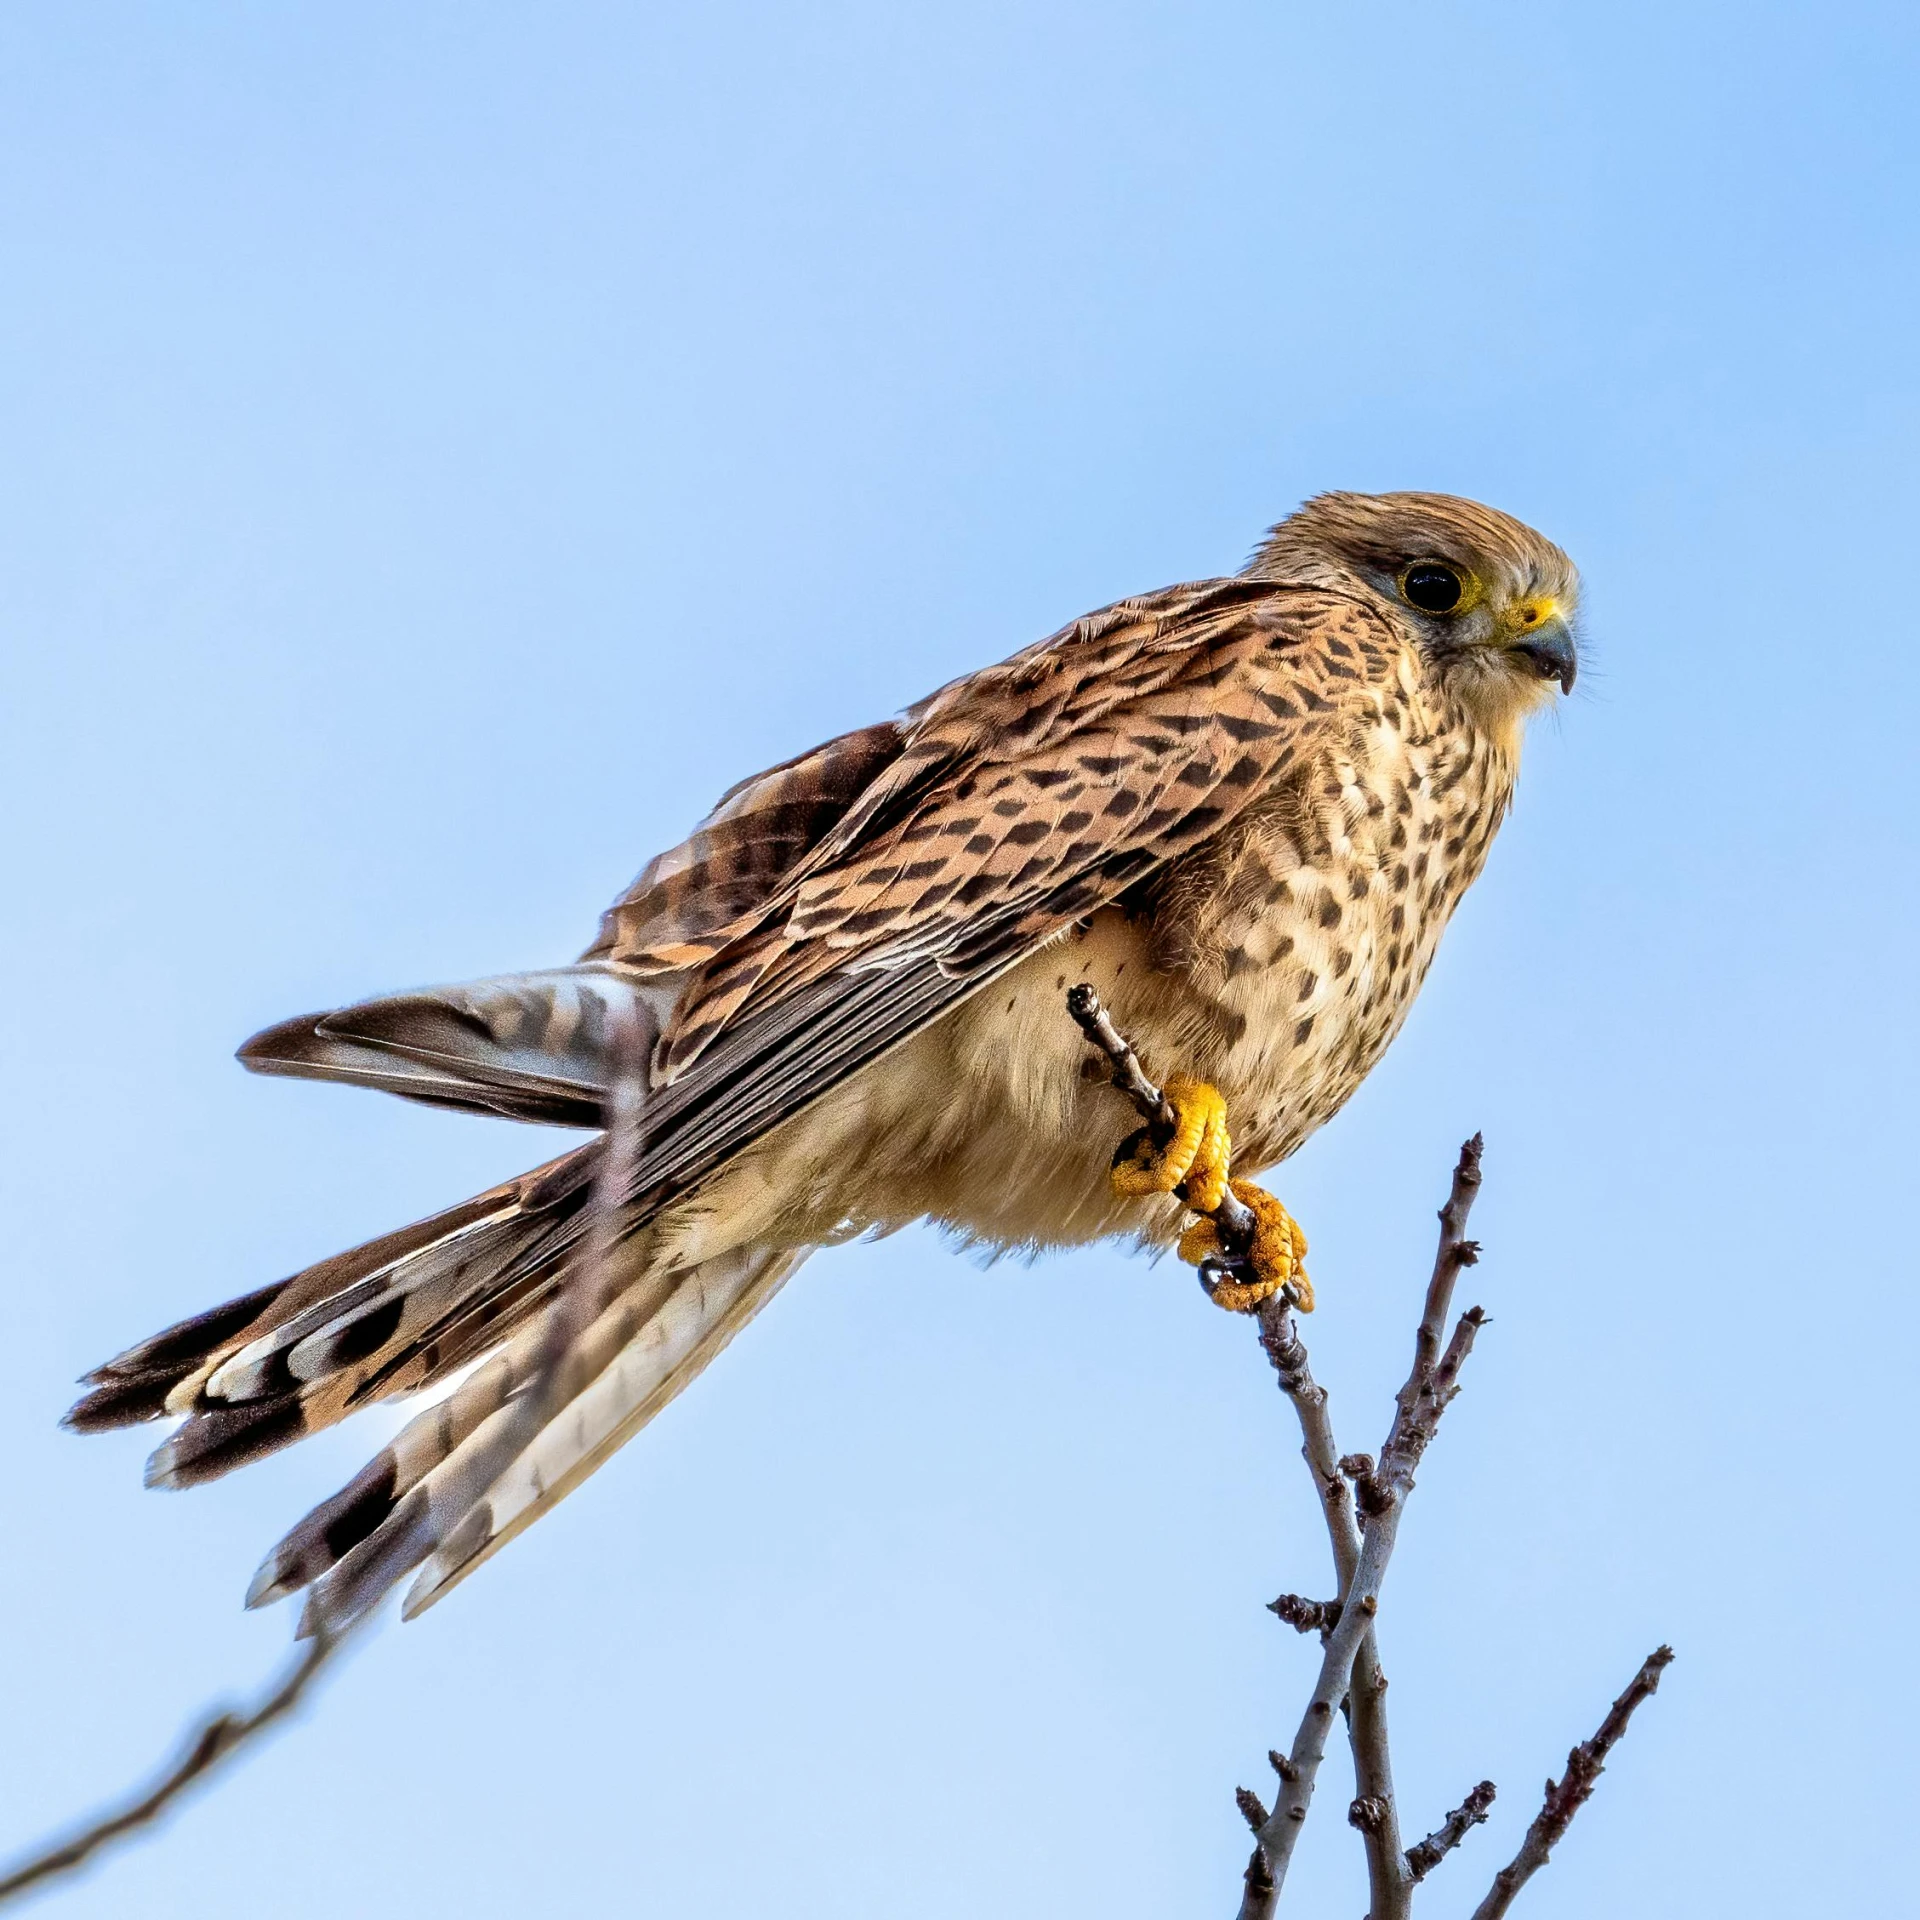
[1294,1017,1316,1046]
[992,798,1025,818]
[1220,1008,1248,1045]
[1389,905,1405,934]
[1390,864,1410,892]
[314,1305,408,1382]
[897,858,943,884]
[1175,760,1218,790]
[1078,754,1126,778]
[1216,713,1281,744]
[1297,971,1318,1001]
[1348,873,1371,899]
[1059,809,1093,833]
[1103,789,1141,816]
[1004,819,1050,845]
[319,1453,401,1566]
[1317,895,1341,928]
[1255,689,1300,719]
[1023,767,1075,790]
[1224,947,1259,980]
[1332,947,1353,978]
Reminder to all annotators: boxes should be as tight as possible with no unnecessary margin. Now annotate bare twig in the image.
[1235,1137,1487,1920]
[1255,1309,1408,1913]
[0,1627,350,1905]
[1468,1648,1674,1920]
[1067,986,1418,1911]
[1,1008,655,1901]
[1404,1778,1497,1883]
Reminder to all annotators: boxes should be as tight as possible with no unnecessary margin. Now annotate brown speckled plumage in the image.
[68,491,1579,1628]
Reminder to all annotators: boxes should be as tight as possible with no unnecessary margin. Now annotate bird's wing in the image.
[603,578,1396,1212]
[586,719,912,972]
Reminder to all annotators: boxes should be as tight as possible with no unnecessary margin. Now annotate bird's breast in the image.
[704,711,1515,1262]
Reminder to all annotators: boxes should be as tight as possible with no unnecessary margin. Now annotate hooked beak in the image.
[1505,599,1578,694]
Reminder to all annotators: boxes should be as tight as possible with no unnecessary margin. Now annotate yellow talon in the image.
[1178,1180,1312,1313]
[1109,1077,1232,1212]
[1107,1078,1311,1314]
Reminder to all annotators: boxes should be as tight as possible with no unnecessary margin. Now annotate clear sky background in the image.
[2,4,1916,1915]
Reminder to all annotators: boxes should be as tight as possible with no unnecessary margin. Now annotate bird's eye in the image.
[1402,563,1464,614]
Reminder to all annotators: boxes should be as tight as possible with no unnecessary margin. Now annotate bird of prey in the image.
[68,490,1579,1633]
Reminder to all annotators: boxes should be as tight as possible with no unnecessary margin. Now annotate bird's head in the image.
[1247,491,1582,740]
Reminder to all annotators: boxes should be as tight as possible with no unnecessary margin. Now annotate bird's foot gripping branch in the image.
[1068,983,1310,1311]
[1066,987,1672,1920]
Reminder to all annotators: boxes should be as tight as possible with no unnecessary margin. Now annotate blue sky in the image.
[2,3,1916,1914]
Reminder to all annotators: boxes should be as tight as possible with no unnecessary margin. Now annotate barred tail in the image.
[267,1241,804,1632]
[68,1141,805,1624]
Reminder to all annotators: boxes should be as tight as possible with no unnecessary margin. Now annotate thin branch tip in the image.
[1404,1778,1498,1884]
[0,1628,350,1906]
[1468,1647,1675,1920]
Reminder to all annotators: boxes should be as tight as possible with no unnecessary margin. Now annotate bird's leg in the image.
[1108,1076,1312,1313]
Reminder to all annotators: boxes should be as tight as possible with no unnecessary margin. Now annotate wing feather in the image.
[584,581,1394,1216]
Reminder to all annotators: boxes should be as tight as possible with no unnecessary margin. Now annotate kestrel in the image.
[69,491,1579,1632]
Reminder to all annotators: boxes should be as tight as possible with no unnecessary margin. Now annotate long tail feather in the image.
[237,965,666,1127]
[402,1242,803,1619]
[254,1242,802,1632]
[91,1147,599,1490]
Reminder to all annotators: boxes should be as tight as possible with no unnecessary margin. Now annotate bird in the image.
[66,489,1579,1635]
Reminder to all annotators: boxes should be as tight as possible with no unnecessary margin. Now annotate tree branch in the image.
[1234,1139,1485,1917]
[1068,996,1498,1920]
[1,1005,658,1898]
[1404,1778,1497,1884]
[0,1627,351,1905]
[1468,1647,1675,1920]
[1254,1309,1409,1916]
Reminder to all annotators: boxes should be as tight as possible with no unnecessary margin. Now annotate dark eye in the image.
[1402,562,1463,613]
